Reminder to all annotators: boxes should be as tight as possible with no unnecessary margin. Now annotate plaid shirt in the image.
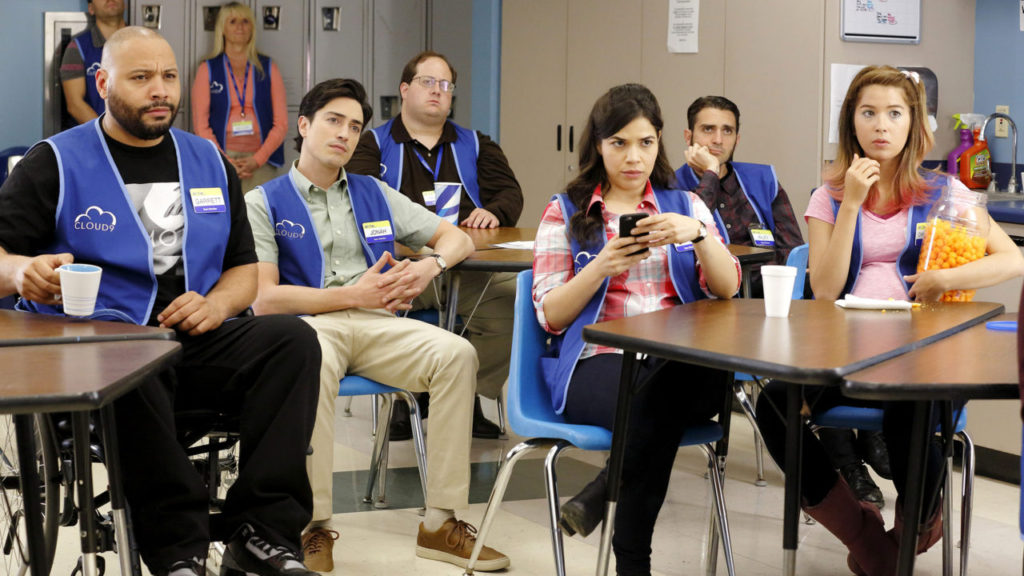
[532,183,739,360]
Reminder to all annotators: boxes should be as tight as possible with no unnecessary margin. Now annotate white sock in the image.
[306,519,332,532]
[423,507,455,531]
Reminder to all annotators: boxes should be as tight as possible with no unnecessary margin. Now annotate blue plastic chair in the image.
[462,270,735,576]
[733,244,809,485]
[336,375,428,508]
[811,405,974,576]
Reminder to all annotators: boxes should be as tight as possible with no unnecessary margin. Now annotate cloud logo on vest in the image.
[275,220,305,240]
[574,251,596,275]
[74,206,117,232]
[86,62,101,76]
[210,81,224,94]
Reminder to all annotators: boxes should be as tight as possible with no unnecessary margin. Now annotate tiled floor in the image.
[47,396,1023,575]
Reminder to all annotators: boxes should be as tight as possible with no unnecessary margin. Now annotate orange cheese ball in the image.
[916,219,987,302]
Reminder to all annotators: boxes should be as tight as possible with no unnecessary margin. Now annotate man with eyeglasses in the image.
[349,51,520,442]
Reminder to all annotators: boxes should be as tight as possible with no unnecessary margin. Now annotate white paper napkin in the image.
[834,294,915,310]
[491,241,534,250]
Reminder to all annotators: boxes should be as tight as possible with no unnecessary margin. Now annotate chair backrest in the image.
[509,270,561,430]
[0,146,28,187]
[786,244,809,300]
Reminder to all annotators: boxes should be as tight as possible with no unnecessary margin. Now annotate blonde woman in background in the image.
[192,2,287,190]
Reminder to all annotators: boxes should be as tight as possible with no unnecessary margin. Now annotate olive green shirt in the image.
[245,163,440,288]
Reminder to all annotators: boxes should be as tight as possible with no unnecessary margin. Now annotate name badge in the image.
[422,190,437,207]
[362,220,394,243]
[231,120,255,136]
[674,242,695,253]
[915,222,928,243]
[189,188,226,213]
[749,227,776,247]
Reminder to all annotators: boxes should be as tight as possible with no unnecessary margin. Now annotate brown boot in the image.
[802,477,897,576]
[890,498,943,554]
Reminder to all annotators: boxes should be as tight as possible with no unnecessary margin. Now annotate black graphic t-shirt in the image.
[0,126,256,324]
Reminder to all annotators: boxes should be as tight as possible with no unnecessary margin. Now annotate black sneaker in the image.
[472,396,501,439]
[159,557,205,576]
[389,400,413,442]
[840,463,885,509]
[221,523,316,576]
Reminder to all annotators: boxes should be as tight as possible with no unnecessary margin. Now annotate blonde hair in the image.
[206,2,264,78]
[824,65,936,210]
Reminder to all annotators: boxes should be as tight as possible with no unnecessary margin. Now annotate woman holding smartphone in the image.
[531,83,740,576]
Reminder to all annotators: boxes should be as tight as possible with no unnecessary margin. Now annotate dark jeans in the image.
[114,315,320,572]
[564,354,727,576]
[755,381,957,521]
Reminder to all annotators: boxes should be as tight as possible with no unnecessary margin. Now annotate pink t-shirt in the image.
[805,187,911,300]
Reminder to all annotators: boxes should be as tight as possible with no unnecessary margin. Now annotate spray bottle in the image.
[958,114,992,189]
[947,114,976,179]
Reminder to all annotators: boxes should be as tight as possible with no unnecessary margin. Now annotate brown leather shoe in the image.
[301,527,339,573]
[415,518,510,571]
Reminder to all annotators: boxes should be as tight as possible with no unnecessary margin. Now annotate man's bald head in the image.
[100,26,173,71]
[95,26,180,145]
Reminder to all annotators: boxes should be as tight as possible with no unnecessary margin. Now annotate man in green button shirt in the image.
[245,79,510,573]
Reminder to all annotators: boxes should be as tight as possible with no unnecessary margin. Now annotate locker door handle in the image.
[569,126,574,154]
[557,125,562,151]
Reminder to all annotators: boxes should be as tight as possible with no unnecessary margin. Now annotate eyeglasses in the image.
[411,75,455,94]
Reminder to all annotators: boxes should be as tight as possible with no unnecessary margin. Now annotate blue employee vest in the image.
[541,188,705,413]
[828,173,944,297]
[73,29,105,117]
[370,118,482,209]
[675,162,778,243]
[207,54,284,167]
[258,172,397,288]
[22,120,230,324]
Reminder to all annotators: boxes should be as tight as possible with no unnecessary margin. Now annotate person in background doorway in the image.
[192,1,287,191]
[60,0,127,125]
[348,51,521,441]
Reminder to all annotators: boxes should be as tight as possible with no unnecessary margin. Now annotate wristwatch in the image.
[692,221,708,244]
[427,253,447,273]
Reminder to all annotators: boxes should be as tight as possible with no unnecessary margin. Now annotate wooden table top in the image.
[0,339,181,413]
[842,313,1020,401]
[0,309,174,346]
[583,299,1004,385]
[459,227,536,272]
[726,243,775,265]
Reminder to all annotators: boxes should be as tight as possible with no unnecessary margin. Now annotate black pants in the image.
[755,381,955,521]
[564,354,727,576]
[114,315,320,572]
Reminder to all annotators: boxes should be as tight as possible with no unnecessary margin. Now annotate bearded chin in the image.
[107,92,179,141]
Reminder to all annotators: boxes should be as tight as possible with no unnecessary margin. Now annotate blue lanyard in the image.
[414,146,444,181]
[228,60,250,119]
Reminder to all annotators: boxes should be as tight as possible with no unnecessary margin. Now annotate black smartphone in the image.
[619,213,650,256]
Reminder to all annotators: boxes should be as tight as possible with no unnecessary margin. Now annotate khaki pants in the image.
[414,271,515,399]
[302,308,477,522]
[225,149,279,191]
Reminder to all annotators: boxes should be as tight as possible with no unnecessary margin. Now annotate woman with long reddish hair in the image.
[756,65,1023,575]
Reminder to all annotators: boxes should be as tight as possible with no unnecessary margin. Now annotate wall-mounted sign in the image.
[841,0,920,44]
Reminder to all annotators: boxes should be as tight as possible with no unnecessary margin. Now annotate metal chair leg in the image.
[463,439,551,575]
[701,443,735,576]
[543,443,572,576]
[364,395,393,504]
[371,394,380,436]
[733,379,768,486]
[343,396,354,417]
[496,393,507,436]
[397,390,429,504]
[958,430,975,576]
[943,454,953,576]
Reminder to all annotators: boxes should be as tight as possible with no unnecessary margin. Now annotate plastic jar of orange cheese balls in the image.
[916,186,989,302]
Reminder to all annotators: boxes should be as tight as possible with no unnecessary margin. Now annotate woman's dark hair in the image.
[294,78,373,152]
[565,83,675,244]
